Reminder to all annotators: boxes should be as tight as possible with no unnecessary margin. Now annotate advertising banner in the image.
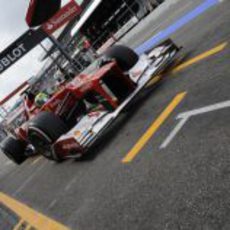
[0,28,46,74]
[42,1,82,35]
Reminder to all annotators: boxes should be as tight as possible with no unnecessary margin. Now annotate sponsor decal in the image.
[62,142,78,150]
[74,130,82,137]
[88,111,101,117]
[130,70,143,79]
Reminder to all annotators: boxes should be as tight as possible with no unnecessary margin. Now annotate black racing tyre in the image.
[103,45,139,71]
[0,137,27,164]
[28,112,68,160]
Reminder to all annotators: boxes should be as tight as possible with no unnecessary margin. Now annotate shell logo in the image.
[74,130,82,137]
[45,23,54,31]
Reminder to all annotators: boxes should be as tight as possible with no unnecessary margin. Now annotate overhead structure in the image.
[0,29,46,74]
[71,0,102,36]
[26,0,61,27]
[25,0,83,72]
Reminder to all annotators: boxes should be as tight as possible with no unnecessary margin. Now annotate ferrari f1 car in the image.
[0,39,181,164]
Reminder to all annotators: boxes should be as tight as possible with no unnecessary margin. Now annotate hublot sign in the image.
[0,28,46,74]
[0,44,26,72]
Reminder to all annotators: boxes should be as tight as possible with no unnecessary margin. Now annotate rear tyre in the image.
[28,112,68,161]
[0,137,27,164]
[102,45,139,71]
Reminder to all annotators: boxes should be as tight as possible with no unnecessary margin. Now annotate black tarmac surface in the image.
[1,0,230,229]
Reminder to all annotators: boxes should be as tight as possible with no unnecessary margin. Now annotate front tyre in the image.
[0,137,27,164]
[28,112,68,161]
[102,45,139,71]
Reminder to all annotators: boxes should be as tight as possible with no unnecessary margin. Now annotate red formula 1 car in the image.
[0,39,181,164]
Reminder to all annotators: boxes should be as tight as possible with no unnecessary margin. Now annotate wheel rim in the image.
[29,129,53,159]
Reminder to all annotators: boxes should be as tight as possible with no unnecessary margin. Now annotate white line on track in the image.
[160,99,230,149]
[160,117,189,149]
[48,199,58,209]
[64,177,78,192]
[13,161,48,196]
[177,100,230,119]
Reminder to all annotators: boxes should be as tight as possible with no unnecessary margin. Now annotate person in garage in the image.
[23,90,36,118]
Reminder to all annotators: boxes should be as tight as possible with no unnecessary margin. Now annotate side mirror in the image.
[26,0,61,27]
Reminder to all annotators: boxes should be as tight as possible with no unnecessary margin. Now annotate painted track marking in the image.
[160,99,230,149]
[147,42,227,87]
[13,161,48,196]
[122,92,187,163]
[177,100,230,119]
[0,192,70,230]
[172,42,228,74]
[135,0,220,54]
[31,156,43,166]
[160,117,189,149]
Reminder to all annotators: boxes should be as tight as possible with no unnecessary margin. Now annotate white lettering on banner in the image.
[44,5,78,31]
[1,58,10,67]
[0,43,26,71]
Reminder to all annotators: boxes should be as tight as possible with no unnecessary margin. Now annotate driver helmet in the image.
[34,92,49,108]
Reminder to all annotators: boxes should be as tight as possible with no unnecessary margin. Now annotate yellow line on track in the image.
[146,75,162,87]
[147,42,227,87]
[122,92,187,163]
[31,156,43,166]
[0,192,70,230]
[172,42,228,74]
[122,42,227,163]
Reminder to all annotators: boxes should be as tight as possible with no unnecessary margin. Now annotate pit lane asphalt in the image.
[1,0,230,229]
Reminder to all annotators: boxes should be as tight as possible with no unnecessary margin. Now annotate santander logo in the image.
[42,1,81,34]
[49,6,78,26]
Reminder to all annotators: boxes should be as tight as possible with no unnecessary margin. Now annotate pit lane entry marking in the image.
[122,92,187,163]
[160,99,230,149]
